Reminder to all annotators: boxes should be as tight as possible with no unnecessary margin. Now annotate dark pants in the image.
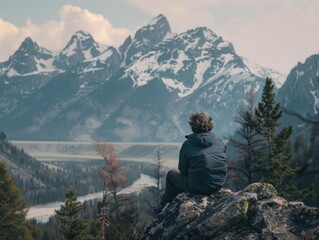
[160,169,188,207]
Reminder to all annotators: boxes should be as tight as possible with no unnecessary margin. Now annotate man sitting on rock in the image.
[159,112,227,211]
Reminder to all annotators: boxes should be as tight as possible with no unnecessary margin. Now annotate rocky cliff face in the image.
[143,183,319,240]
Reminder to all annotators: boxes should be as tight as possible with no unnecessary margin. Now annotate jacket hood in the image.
[186,132,215,147]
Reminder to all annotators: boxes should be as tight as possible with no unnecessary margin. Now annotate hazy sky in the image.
[0,0,318,74]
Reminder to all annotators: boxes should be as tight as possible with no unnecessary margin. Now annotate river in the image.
[27,174,156,223]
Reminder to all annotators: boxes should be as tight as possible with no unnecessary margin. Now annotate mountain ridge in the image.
[0,14,293,142]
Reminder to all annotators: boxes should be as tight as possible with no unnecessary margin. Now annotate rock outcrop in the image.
[143,183,319,240]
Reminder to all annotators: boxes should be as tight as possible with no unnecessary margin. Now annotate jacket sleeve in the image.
[178,142,189,175]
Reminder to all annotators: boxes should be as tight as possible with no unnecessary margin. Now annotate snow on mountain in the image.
[0,31,110,79]
[135,14,171,44]
[0,37,56,78]
[53,30,108,70]
[0,14,291,142]
[119,14,171,66]
[278,54,319,116]
[73,47,121,75]
[123,26,265,99]
[104,22,285,140]
[242,57,286,88]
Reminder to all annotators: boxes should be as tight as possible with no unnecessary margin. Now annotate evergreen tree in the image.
[55,188,88,240]
[0,160,33,240]
[253,77,311,200]
[255,77,283,164]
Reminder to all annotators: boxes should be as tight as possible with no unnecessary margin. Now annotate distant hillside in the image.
[0,132,139,205]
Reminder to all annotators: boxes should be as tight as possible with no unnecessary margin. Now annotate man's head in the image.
[188,112,213,134]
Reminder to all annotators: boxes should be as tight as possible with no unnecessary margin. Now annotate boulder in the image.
[143,183,319,240]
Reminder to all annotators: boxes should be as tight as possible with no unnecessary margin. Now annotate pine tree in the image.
[255,77,283,165]
[0,160,33,240]
[253,77,311,200]
[55,188,88,240]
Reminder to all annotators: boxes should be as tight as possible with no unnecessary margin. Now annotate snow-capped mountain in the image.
[73,46,121,76]
[242,57,286,88]
[53,30,108,70]
[0,37,55,78]
[119,14,171,66]
[277,54,319,126]
[0,14,286,142]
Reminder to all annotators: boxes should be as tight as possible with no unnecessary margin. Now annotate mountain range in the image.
[0,14,316,142]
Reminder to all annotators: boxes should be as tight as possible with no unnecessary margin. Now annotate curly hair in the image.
[188,112,213,133]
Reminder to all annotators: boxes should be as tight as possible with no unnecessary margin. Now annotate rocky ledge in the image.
[143,183,319,240]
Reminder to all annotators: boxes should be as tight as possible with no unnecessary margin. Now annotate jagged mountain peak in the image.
[20,36,36,47]
[302,53,319,68]
[16,37,52,57]
[64,30,97,52]
[0,36,54,77]
[68,30,95,46]
[175,27,235,57]
[119,14,171,65]
[134,14,171,43]
[74,30,92,38]
[53,30,108,69]
[139,14,170,30]
[187,26,218,39]
[150,14,167,23]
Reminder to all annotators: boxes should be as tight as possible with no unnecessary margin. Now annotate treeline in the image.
[226,77,319,206]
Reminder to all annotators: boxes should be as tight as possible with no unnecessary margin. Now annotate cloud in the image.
[223,1,319,73]
[0,5,130,61]
[0,19,27,60]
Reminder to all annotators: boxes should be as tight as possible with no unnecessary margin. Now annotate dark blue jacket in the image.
[178,132,227,195]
